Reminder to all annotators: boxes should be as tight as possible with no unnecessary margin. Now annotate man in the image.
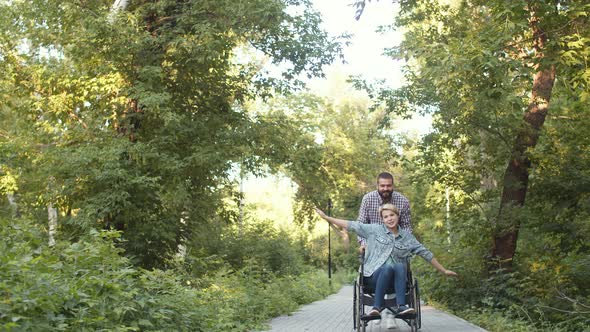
[358,172,412,232]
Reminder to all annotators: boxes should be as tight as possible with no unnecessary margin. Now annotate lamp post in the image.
[327,198,332,284]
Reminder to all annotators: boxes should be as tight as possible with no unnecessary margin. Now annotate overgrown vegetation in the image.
[2,0,589,330]
[0,215,347,331]
[353,0,590,330]
[0,0,357,330]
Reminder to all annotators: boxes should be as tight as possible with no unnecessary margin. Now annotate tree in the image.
[269,79,403,227]
[359,0,590,268]
[0,0,344,267]
[494,1,557,267]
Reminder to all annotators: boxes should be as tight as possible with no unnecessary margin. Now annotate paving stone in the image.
[259,285,487,332]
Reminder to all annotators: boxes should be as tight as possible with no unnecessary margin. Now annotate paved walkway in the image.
[261,285,487,332]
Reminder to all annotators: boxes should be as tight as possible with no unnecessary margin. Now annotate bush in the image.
[0,217,203,331]
[216,218,306,276]
[0,216,342,331]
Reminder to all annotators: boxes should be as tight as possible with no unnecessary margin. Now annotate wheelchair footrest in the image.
[395,312,416,319]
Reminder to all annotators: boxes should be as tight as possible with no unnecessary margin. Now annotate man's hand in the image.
[358,244,367,254]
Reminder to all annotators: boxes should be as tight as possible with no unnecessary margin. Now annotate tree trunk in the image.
[492,6,556,268]
[48,204,57,246]
[445,187,451,248]
[111,0,128,11]
[108,0,129,22]
[7,192,20,217]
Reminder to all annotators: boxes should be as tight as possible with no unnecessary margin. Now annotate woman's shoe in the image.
[395,305,415,316]
[361,307,382,321]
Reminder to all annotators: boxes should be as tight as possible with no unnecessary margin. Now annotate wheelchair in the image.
[353,250,421,331]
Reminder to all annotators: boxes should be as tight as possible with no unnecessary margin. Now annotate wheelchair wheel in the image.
[407,278,420,331]
[409,316,418,332]
[415,279,421,329]
[354,280,366,332]
[353,280,358,330]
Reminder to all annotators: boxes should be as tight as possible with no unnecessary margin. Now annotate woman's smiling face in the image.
[382,209,399,231]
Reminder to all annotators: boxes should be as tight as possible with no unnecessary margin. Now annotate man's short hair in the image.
[377,172,394,183]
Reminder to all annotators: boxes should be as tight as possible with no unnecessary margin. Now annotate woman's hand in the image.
[443,269,458,277]
[313,208,349,230]
[314,207,327,219]
[430,258,459,277]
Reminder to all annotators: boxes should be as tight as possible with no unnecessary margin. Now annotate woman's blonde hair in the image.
[379,203,400,218]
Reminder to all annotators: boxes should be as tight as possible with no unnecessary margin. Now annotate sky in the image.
[311,0,404,87]
[309,0,433,136]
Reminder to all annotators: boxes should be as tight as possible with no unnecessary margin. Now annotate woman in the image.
[314,203,458,321]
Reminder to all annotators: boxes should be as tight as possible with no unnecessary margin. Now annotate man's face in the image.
[377,178,393,199]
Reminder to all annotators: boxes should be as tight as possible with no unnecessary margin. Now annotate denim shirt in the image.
[348,221,434,277]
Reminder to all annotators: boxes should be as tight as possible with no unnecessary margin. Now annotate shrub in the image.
[0,216,341,331]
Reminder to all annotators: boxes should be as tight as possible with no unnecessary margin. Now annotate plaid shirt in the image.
[358,190,412,236]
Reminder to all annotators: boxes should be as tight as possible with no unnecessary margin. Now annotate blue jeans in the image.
[365,263,406,309]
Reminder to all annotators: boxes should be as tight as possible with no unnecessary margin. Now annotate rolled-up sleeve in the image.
[409,236,433,262]
[348,220,370,239]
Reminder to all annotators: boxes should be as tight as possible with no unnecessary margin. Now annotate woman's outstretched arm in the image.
[314,208,350,230]
[408,234,458,277]
[430,257,458,277]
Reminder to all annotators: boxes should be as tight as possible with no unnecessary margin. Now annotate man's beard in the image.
[378,190,392,199]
